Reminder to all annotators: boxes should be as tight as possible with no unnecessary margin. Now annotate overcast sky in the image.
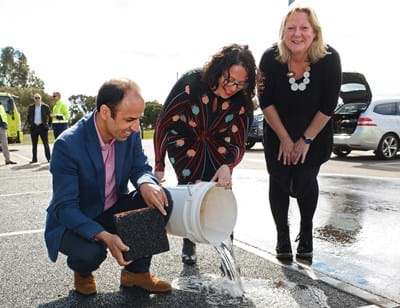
[1,0,399,103]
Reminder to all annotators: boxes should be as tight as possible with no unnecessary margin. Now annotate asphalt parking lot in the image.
[1,144,398,307]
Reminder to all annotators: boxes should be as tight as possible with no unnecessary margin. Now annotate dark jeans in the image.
[53,123,68,139]
[30,124,50,161]
[59,189,173,275]
[268,163,320,233]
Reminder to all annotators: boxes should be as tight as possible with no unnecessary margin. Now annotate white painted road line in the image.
[0,190,51,198]
[11,151,31,162]
[0,229,44,238]
[0,174,51,180]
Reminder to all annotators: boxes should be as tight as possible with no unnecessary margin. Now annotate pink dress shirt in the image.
[94,115,118,211]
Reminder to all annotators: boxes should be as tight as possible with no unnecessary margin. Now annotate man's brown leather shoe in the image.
[74,272,97,295]
[120,270,171,293]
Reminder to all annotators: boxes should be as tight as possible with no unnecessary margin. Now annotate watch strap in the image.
[302,135,313,144]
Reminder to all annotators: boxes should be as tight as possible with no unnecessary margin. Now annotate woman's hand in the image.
[154,171,165,183]
[291,138,310,164]
[211,164,232,189]
[278,136,294,165]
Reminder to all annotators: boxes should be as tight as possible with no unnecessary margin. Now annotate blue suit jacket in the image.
[45,112,157,262]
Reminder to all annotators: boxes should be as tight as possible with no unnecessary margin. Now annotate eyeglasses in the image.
[34,96,41,99]
[52,95,57,98]
[223,76,248,90]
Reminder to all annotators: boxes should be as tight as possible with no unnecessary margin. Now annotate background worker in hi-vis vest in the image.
[51,92,69,139]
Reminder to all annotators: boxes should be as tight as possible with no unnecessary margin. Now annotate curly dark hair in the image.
[201,44,257,111]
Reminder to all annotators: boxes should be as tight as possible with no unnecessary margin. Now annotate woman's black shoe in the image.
[276,231,293,260]
[295,232,313,259]
[182,238,197,265]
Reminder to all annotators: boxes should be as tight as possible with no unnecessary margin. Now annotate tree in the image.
[0,46,44,88]
[68,94,96,125]
[143,100,162,129]
[27,70,45,89]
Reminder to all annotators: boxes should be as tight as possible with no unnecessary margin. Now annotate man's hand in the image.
[211,164,232,189]
[139,183,168,215]
[94,231,131,266]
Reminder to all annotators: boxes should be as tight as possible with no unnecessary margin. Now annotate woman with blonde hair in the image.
[258,4,342,262]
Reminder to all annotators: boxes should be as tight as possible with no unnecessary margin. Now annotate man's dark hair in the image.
[96,79,142,118]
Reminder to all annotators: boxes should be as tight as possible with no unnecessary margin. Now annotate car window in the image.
[374,103,397,115]
[335,102,368,115]
[341,83,367,92]
[0,96,12,113]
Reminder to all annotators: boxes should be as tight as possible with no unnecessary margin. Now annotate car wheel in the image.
[333,148,351,157]
[246,141,255,149]
[375,133,399,160]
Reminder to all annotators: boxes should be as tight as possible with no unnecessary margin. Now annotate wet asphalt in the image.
[231,169,400,306]
[1,143,399,307]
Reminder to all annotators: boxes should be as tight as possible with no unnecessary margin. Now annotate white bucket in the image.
[166,181,237,245]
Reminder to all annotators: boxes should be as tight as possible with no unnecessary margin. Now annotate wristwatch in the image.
[302,135,313,144]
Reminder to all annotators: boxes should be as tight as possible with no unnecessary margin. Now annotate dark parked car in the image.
[246,109,263,149]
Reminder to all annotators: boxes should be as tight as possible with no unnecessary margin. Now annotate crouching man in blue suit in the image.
[45,78,173,295]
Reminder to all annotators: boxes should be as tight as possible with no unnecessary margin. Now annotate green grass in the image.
[19,131,56,145]
[143,129,154,139]
[19,129,154,145]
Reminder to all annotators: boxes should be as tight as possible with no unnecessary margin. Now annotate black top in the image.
[258,45,342,165]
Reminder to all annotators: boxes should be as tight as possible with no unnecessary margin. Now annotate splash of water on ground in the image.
[172,274,331,308]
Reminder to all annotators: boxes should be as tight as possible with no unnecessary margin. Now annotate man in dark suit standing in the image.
[27,93,51,163]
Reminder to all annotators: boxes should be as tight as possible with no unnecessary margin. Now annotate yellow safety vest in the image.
[52,100,69,123]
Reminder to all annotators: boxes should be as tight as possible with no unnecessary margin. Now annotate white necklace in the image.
[287,65,311,92]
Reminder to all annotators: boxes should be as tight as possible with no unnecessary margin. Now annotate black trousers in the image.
[30,124,50,161]
[53,123,68,139]
[59,189,173,275]
[267,163,320,234]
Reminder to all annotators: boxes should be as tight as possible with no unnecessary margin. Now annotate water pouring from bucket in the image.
[166,181,244,296]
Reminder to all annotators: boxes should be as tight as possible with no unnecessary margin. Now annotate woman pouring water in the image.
[154,44,257,265]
